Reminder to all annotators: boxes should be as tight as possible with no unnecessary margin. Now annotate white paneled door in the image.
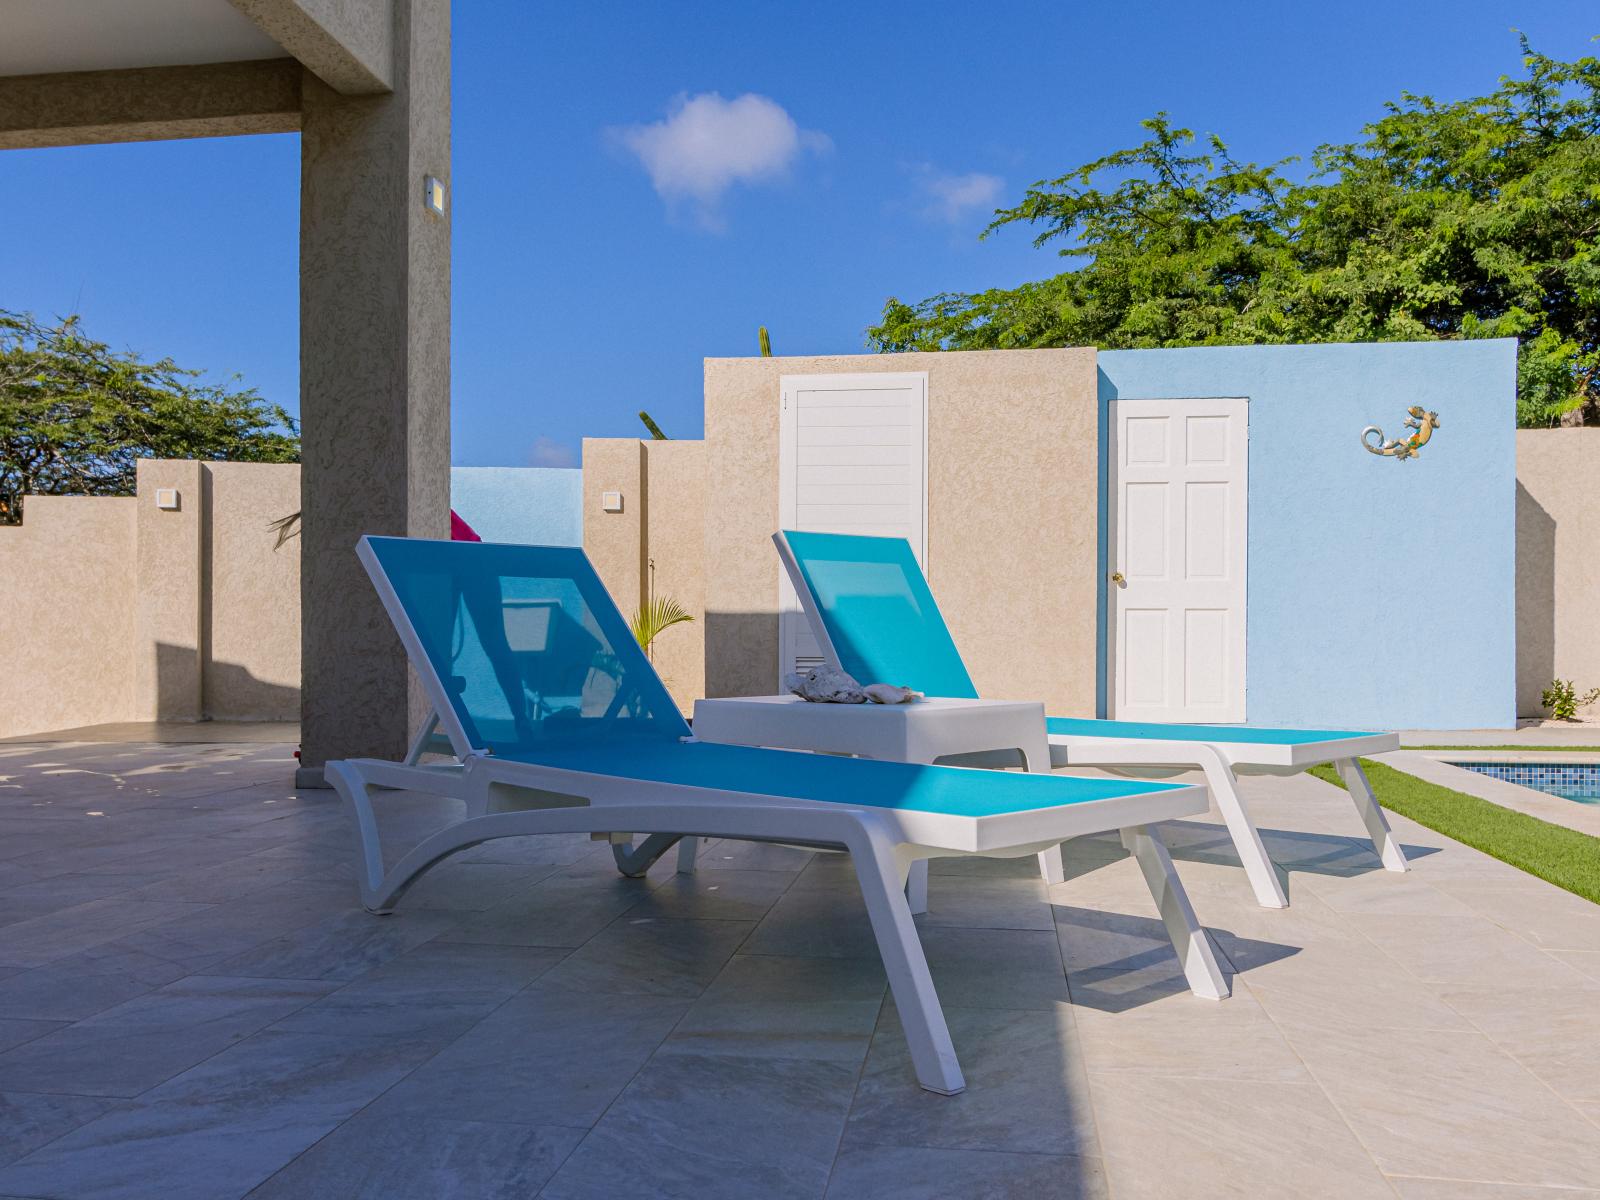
[778,373,928,679]
[1108,398,1248,723]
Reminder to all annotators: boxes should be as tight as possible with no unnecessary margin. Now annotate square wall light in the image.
[424,175,446,217]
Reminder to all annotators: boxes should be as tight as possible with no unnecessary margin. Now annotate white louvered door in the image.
[777,373,928,680]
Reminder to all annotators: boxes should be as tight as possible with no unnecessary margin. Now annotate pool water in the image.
[1451,761,1600,804]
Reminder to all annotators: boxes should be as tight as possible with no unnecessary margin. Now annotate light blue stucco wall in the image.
[449,467,582,546]
[1097,340,1518,730]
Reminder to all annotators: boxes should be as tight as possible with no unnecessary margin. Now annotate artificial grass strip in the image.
[1308,758,1600,906]
[1403,745,1600,752]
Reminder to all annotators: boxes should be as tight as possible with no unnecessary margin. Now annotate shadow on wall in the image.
[208,659,299,722]
[704,611,780,697]
[154,641,300,723]
[1515,482,1556,718]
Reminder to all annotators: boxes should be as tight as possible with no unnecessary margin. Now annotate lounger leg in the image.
[1197,753,1288,909]
[612,832,683,878]
[851,834,964,1095]
[1333,757,1409,872]
[403,712,439,767]
[1019,741,1067,886]
[905,859,930,915]
[328,761,391,912]
[676,836,700,874]
[1120,826,1230,1000]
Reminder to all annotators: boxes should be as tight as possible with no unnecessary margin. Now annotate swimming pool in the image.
[1451,761,1600,804]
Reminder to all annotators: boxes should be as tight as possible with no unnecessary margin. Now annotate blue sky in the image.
[3,2,1595,467]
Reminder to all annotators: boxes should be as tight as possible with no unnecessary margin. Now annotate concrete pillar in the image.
[296,0,449,784]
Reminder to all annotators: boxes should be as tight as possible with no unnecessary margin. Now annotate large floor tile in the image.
[919,927,1071,1010]
[434,871,652,949]
[208,909,459,981]
[543,1051,858,1200]
[664,953,886,1064]
[369,986,688,1127]
[0,942,190,1021]
[0,1031,438,1200]
[1284,1020,1600,1188]
[1089,1073,1394,1198]
[824,1139,1107,1199]
[1069,987,1307,1082]
[744,886,880,959]
[1551,949,1600,981]
[1054,903,1192,975]
[1389,1180,1600,1199]
[1229,941,1474,1033]
[623,868,795,922]
[0,898,215,968]
[244,1112,584,1199]
[1441,984,1600,1105]
[77,974,340,1032]
[1444,883,1600,953]
[1348,913,1589,988]
[537,916,753,998]
[0,977,338,1097]
[270,942,563,1040]
[846,1005,1097,1156]
[384,861,546,912]
[916,878,1054,932]
[0,1091,118,1169]
[0,1020,61,1055]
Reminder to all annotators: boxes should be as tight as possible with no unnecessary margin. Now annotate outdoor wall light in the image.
[423,174,446,217]
[154,488,180,510]
[601,491,624,513]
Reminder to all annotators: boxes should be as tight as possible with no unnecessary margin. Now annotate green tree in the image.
[0,310,299,523]
[869,40,1600,427]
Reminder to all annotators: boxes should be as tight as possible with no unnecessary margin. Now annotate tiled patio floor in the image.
[0,740,1597,1199]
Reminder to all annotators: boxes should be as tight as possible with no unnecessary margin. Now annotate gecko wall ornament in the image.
[1362,406,1440,461]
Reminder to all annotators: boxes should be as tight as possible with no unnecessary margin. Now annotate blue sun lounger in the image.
[327,537,1229,1095]
[774,530,1408,909]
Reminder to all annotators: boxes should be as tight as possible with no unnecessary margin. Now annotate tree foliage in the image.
[868,40,1600,427]
[0,311,299,523]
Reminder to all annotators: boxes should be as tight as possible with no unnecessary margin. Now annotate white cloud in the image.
[913,166,1005,224]
[528,436,577,468]
[610,92,831,229]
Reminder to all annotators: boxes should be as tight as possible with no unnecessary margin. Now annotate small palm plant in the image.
[630,595,694,660]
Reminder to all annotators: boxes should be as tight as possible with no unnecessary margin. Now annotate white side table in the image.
[691,695,1064,912]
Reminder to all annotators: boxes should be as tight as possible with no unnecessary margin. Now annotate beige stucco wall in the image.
[205,462,303,721]
[0,462,303,738]
[582,438,706,713]
[1516,430,1600,717]
[0,497,138,739]
[642,440,707,710]
[582,439,647,616]
[703,349,1101,713]
[133,459,205,721]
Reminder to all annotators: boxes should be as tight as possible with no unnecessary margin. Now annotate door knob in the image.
[1110,572,1126,585]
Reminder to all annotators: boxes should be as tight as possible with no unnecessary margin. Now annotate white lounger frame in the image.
[773,531,1409,911]
[328,538,1232,1095]
[1050,736,1406,908]
[329,751,1223,1097]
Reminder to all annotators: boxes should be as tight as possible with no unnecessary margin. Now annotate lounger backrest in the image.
[359,536,691,759]
[775,530,979,699]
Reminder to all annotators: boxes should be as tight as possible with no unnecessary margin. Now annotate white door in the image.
[778,372,928,679]
[1108,398,1247,723]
